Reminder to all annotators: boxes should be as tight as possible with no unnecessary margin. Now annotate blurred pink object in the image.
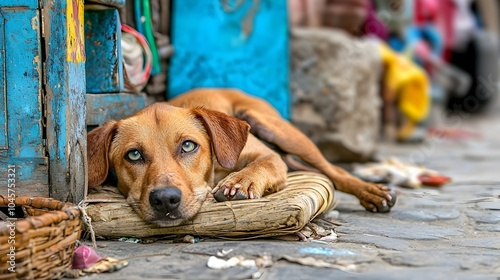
[363,0,389,39]
[72,245,103,269]
[415,41,432,61]
[415,0,439,23]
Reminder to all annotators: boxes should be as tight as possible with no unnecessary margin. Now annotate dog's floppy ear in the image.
[193,108,250,169]
[87,120,118,187]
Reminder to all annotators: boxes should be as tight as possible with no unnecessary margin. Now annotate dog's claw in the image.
[377,190,397,213]
[387,190,397,207]
[214,189,228,202]
[233,191,249,200]
[213,188,249,202]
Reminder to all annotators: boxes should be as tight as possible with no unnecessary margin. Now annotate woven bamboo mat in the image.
[84,172,335,239]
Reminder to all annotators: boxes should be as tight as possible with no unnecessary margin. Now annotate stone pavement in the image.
[79,110,500,280]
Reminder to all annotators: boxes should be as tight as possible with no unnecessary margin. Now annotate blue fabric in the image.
[168,0,291,118]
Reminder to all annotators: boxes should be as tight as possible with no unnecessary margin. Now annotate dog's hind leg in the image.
[235,107,396,213]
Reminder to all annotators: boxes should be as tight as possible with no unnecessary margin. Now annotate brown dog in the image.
[88,88,395,226]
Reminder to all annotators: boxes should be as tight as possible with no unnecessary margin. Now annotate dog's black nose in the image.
[149,187,182,214]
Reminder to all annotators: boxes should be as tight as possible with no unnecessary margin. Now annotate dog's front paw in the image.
[211,169,286,202]
[212,187,249,202]
[211,171,260,202]
[358,184,397,213]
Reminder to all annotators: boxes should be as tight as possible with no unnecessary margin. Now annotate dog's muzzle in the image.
[149,186,182,219]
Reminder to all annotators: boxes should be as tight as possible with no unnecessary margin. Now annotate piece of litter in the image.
[353,157,448,188]
[207,255,262,270]
[255,255,273,268]
[83,257,128,273]
[207,256,242,269]
[182,235,199,244]
[118,237,141,243]
[240,259,256,268]
[319,230,338,242]
[279,255,356,272]
[72,245,103,269]
[207,256,237,270]
[217,249,233,257]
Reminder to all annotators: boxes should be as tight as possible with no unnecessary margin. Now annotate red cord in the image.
[121,24,153,85]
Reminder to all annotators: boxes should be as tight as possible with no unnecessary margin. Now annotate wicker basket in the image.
[0,196,82,280]
[85,171,335,239]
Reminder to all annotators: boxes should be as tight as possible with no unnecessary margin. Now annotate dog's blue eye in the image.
[181,141,198,153]
[126,150,143,161]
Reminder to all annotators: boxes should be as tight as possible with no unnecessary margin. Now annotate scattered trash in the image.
[255,255,273,268]
[67,246,128,278]
[353,157,451,188]
[118,237,141,243]
[207,256,255,269]
[418,174,451,187]
[172,235,201,244]
[72,245,103,269]
[319,230,338,242]
[207,255,273,270]
[278,255,357,272]
[295,223,338,243]
[207,256,242,270]
[217,249,233,257]
[183,235,200,244]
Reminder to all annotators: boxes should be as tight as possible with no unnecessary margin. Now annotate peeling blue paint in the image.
[0,1,48,196]
[84,8,123,93]
[3,9,43,158]
[43,0,87,201]
[0,1,37,8]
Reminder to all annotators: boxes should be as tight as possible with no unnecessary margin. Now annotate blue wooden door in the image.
[0,0,48,197]
[0,0,87,202]
[168,0,291,119]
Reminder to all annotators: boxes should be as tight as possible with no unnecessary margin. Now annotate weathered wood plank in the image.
[86,93,156,126]
[0,1,49,197]
[0,154,49,197]
[3,8,43,158]
[84,7,124,94]
[43,0,87,203]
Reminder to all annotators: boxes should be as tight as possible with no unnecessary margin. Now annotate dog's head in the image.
[87,103,249,226]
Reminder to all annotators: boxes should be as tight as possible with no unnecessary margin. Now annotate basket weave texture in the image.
[85,171,335,239]
[0,196,82,280]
